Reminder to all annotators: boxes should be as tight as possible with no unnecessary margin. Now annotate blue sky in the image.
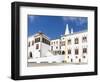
[28,15,88,39]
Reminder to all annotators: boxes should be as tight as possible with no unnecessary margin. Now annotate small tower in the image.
[71,28,73,34]
[65,24,69,35]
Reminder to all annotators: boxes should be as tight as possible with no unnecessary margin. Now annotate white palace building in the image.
[28,24,88,64]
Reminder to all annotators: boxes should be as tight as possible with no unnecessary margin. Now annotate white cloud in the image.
[62,16,87,26]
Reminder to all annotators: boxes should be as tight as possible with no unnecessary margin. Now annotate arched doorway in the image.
[62,51,65,55]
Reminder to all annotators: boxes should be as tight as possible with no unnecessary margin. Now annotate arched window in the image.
[62,51,65,55]
[29,52,32,58]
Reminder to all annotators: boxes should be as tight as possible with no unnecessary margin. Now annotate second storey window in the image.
[83,48,87,54]
[67,39,71,45]
[75,38,79,44]
[42,38,50,45]
[36,44,39,49]
[82,36,87,43]
[29,52,32,58]
[75,49,79,55]
[68,49,71,54]
[35,38,40,43]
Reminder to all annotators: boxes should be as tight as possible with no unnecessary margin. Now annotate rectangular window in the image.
[32,40,34,45]
[42,38,50,45]
[42,38,45,43]
[83,48,87,54]
[68,39,71,45]
[60,46,61,49]
[75,38,79,44]
[35,38,40,43]
[60,41,62,46]
[68,49,71,54]
[51,46,53,51]
[75,49,79,55]
[28,42,30,47]
[82,36,87,42]
[36,44,39,49]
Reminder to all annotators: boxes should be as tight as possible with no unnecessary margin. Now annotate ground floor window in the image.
[83,48,87,54]
[62,51,65,55]
[79,59,81,62]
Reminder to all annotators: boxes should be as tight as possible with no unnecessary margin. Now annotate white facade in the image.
[28,32,51,59]
[28,24,88,64]
[61,31,88,63]
[50,39,61,55]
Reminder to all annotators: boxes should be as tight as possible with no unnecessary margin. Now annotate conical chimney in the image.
[71,28,73,34]
[65,24,69,35]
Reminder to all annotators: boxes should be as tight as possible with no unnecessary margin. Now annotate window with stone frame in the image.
[68,49,71,54]
[83,48,87,54]
[35,37,40,43]
[75,49,79,55]
[75,38,79,44]
[82,36,87,42]
[36,44,39,49]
